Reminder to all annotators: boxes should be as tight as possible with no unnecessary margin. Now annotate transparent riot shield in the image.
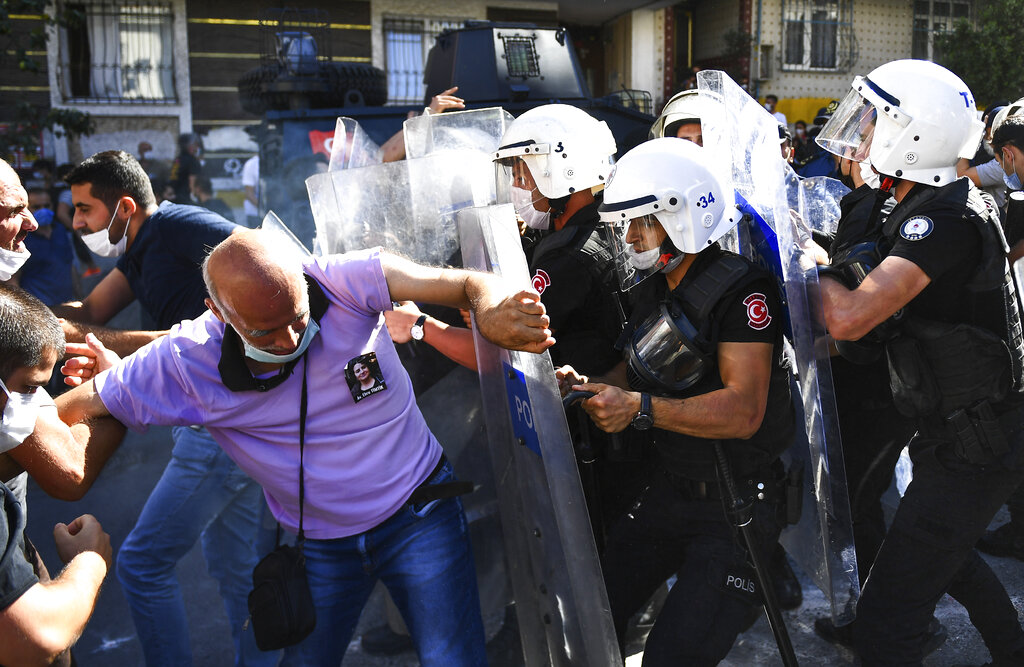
[699,69,860,624]
[259,210,313,255]
[304,139,515,651]
[458,203,620,667]
[415,364,511,631]
[403,107,515,160]
[1014,257,1024,311]
[306,149,497,265]
[327,116,382,171]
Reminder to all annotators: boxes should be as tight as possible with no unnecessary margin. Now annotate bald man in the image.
[0,158,39,284]
[56,228,554,664]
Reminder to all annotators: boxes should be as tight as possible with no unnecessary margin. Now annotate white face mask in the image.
[240,318,320,364]
[626,245,662,270]
[0,377,54,454]
[511,186,552,230]
[0,246,30,281]
[81,205,128,257]
[859,161,881,189]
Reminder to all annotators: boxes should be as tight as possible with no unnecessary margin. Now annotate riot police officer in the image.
[649,89,705,145]
[569,138,795,664]
[494,104,623,375]
[814,59,1024,665]
[652,84,805,613]
[495,105,644,541]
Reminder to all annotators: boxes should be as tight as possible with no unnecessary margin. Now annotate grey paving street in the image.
[21,290,1023,666]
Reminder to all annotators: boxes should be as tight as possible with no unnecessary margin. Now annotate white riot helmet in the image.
[494,104,616,200]
[816,59,984,186]
[598,137,737,289]
[650,90,705,140]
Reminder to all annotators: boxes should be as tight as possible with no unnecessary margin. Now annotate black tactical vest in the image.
[880,180,1024,417]
[624,247,794,481]
[530,208,627,374]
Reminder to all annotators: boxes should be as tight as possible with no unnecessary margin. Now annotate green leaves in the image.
[0,1,93,158]
[935,0,1024,106]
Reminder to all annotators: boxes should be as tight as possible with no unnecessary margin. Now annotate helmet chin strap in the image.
[656,238,686,273]
[879,175,898,192]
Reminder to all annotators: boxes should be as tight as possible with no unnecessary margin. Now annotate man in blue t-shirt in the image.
[54,150,277,667]
[21,189,74,306]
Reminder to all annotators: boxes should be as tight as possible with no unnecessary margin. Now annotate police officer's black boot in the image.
[977,521,1024,560]
[815,615,947,655]
[769,544,803,611]
[978,487,1024,561]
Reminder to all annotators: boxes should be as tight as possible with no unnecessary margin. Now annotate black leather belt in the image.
[664,461,781,503]
[664,471,725,500]
[407,454,474,505]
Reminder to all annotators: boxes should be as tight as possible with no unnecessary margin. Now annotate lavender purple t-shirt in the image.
[94,248,443,539]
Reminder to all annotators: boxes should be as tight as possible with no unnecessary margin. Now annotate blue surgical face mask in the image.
[1004,150,1022,191]
[240,318,320,364]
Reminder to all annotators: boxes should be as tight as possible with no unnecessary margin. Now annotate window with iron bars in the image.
[383,17,462,105]
[781,0,856,72]
[912,0,972,62]
[56,1,176,103]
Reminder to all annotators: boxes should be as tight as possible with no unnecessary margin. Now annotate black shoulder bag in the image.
[246,357,317,650]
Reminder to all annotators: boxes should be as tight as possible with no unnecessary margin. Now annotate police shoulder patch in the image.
[899,216,934,241]
[532,269,551,294]
[743,293,771,331]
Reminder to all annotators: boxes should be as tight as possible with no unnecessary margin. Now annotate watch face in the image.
[410,325,424,341]
[631,413,654,430]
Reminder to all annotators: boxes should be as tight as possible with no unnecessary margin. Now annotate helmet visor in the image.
[816,87,877,162]
[627,303,708,391]
[606,215,671,291]
[496,157,538,204]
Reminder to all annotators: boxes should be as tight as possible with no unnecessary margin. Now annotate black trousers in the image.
[601,469,782,666]
[853,427,1024,666]
[831,356,916,585]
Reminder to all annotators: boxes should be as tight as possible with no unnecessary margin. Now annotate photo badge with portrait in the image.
[346,352,387,403]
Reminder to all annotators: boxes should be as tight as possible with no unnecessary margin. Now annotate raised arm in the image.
[7,387,124,501]
[385,301,478,371]
[380,251,554,354]
[51,267,135,326]
[58,320,167,358]
[0,514,111,666]
[52,269,168,356]
[819,255,930,341]
[378,87,466,163]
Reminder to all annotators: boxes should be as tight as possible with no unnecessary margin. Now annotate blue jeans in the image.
[116,426,279,667]
[280,458,486,666]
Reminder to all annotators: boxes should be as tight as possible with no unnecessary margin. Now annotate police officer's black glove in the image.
[818,241,880,289]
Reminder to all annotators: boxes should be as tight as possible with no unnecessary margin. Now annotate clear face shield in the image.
[605,214,678,291]
[626,301,710,392]
[494,152,552,229]
[815,88,878,163]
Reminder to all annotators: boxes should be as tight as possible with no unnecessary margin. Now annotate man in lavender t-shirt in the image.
[56,228,554,665]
